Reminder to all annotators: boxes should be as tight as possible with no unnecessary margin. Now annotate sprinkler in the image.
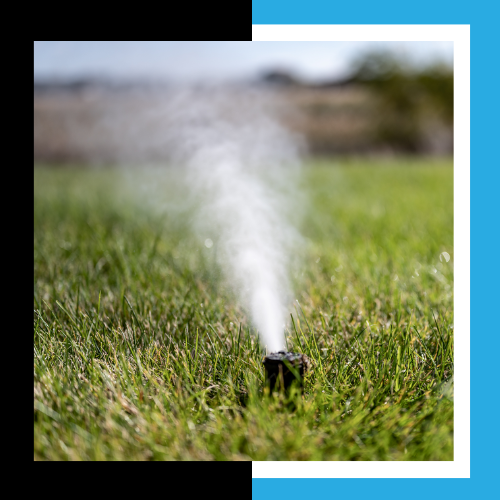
[262,351,310,393]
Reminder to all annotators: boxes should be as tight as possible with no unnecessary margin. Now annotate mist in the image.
[33,81,305,351]
[163,88,304,352]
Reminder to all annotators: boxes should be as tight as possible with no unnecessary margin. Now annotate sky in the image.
[33,41,453,83]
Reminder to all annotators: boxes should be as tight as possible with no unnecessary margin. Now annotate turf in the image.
[34,158,453,461]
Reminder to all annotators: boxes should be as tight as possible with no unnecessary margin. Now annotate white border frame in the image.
[251,25,470,478]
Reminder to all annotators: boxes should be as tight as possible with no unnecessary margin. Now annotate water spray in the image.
[165,88,303,354]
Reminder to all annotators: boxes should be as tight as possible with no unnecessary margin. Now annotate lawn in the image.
[34,158,453,460]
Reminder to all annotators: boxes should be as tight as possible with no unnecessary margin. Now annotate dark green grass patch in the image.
[34,158,453,460]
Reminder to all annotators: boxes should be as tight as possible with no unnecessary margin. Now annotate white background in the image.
[251,25,470,478]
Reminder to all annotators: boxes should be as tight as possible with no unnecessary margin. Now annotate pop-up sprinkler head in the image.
[262,351,310,393]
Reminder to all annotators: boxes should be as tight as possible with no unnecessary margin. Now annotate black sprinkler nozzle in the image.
[262,351,310,393]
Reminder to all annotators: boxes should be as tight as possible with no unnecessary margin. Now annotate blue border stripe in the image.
[252,478,470,497]
[252,1,473,24]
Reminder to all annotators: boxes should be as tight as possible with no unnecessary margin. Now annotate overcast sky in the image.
[33,41,453,83]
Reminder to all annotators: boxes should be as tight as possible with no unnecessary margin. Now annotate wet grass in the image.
[34,158,453,460]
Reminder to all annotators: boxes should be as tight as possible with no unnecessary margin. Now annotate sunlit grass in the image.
[34,158,453,460]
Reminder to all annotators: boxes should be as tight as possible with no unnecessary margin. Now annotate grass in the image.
[34,157,453,461]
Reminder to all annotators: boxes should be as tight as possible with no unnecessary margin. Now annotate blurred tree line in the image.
[34,51,453,163]
[350,51,453,153]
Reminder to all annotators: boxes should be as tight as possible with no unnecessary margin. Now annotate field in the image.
[34,158,454,461]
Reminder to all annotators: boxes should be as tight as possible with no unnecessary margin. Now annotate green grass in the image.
[34,158,453,461]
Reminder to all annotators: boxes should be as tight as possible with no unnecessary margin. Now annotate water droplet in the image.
[204,238,213,248]
[440,252,450,262]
